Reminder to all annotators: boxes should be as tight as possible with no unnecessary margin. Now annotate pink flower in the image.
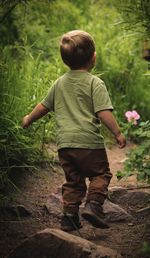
[132,110,140,120]
[125,110,140,125]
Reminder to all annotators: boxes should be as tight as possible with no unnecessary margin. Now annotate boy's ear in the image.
[92,51,96,64]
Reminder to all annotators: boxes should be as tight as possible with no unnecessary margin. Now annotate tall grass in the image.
[0,0,85,191]
[0,44,62,192]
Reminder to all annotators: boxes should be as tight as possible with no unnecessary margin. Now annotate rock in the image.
[43,204,61,217]
[122,191,150,208]
[48,193,62,205]
[44,193,62,216]
[108,187,128,204]
[0,205,31,217]
[103,199,132,222]
[109,188,150,209]
[7,228,122,258]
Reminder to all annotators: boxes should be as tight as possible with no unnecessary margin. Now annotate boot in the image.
[61,213,82,232]
[81,200,109,228]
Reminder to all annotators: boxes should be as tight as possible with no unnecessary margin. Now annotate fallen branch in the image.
[126,185,150,190]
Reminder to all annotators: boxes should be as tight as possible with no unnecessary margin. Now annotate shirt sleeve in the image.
[92,79,113,113]
[41,84,55,111]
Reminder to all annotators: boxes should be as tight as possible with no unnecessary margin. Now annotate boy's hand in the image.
[21,103,49,129]
[22,115,31,129]
[115,133,126,148]
[96,110,126,148]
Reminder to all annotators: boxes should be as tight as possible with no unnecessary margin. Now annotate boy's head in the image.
[60,30,96,70]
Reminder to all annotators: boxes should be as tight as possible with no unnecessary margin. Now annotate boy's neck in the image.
[70,66,92,72]
[71,69,89,71]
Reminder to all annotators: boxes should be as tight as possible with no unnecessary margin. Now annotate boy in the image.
[22,30,126,231]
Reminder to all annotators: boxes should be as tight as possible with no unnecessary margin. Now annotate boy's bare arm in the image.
[22,103,49,128]
[96,110,126,148]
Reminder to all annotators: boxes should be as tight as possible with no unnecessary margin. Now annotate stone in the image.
[103,199,132,222]
[108,188,150,209]
[108,187,128,204]
[48,193,62,205]
[44,193,62,216]
[7,228,122,258]
[122,191,150,208]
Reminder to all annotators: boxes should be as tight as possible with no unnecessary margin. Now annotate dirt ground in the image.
[0,143,150,258]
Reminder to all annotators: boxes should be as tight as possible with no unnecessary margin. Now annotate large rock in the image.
[108,187,128,203]
[103,199,132,222]
[109,187,150,209]
[7,228,122,258]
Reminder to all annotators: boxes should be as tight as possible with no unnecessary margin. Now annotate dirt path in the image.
[107,142,138,187]
[0,143,150,258]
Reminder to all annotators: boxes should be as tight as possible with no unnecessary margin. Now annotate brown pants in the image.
[58,148,112,214]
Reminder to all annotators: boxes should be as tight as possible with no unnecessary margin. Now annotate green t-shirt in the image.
[41,70,113,150]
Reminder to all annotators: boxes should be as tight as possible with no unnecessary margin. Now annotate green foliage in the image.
[0,0,86,188]
[117,120,150,182]
[113,0,150,37]
[84,1,150,120]
[123,120,150,142]
[124,142,150,182]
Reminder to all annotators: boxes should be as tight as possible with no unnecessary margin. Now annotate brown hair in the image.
[60,30,95,69]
